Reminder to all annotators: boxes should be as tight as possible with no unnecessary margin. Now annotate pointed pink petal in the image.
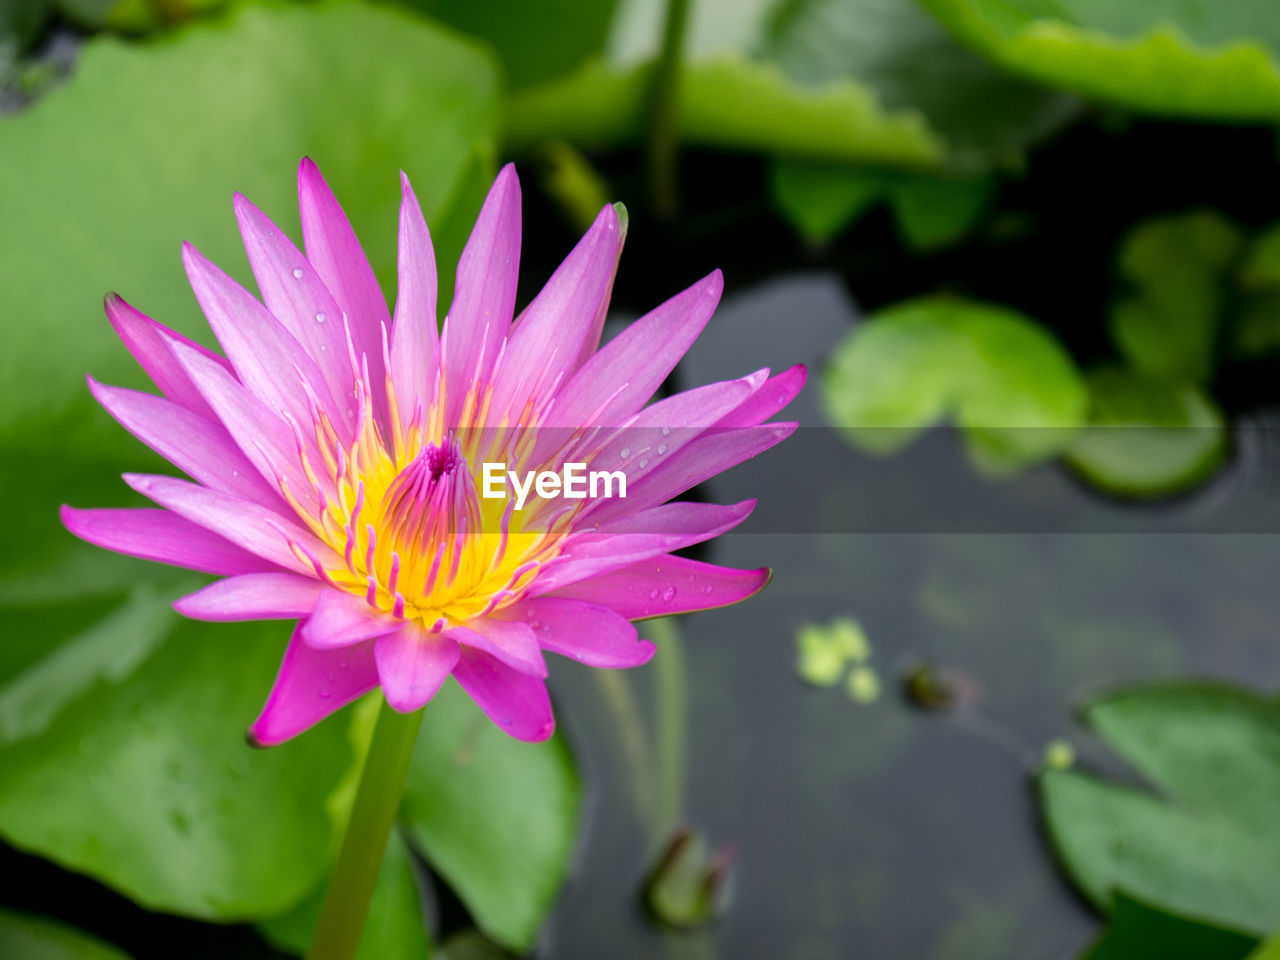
[234,193,361,426]
[299,587,400,649]
[249,625,378,747]
[297,158,389,425]
[174,573,324,621]
[452,647,554,742]
[547,270,722,428]
[122,473,324,574]
[183,242,339,433]
[442,164,521,427]
[389,173,439,432]
[572,206,627,371]
[374,622,459,713]
[169,340,324,514]
[103,293,231,419]
[532,500,757,594]
[88,377,283,509]
[486,203,618,426]
[60,506,281,576]
[713,364,807,428]
[587,422,795,524]
[445,618,547,678]
[506,597,654,668]
[545,555,771,619]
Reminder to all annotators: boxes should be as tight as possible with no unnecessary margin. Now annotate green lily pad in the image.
[1110,211,1243,383]
[1040,685,1280,937]
[919,0,1280,119]
[401,681,580,953]
[259,830,431,959]
[822,296,1087,471]
[0,910,133,960]
[0,0,498,447]
[1064,368,1227,498]
[1082,893,1259,960]
[0,614,355,920]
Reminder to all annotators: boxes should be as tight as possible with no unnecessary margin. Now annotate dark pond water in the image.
[538,273,1280,960]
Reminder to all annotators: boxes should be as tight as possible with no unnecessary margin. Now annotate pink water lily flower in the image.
[62,161,802,745]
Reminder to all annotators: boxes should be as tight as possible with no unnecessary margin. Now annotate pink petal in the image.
[546,270,723,428]
[546,555,771,619]
[60,506,281,576]
[182,242,339,434]
[587,422,795,524]
[248,625,379,747]
[507,597,654,668]
[122,473,324,575]
[714,364,807,428]
[532,499,757,594]
[297,158,389,427]
[389,173,439,434]
[452,647,555,742]
[299,587,401,650]
[444,618,547,678]
[170,339,324,514]
[374,622,459,713]
[572,204,628,371]
[174,573,324,621]
[442,164,521,428]
[234,193,361,427]
[103,293,231,420]
[485,203,619,427]
[88,377,283,509]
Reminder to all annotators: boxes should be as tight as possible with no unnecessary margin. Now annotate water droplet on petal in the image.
[315,311,326,323]
[661,426,671,436]
[638,459,648,469]
[649,588,660,600]
[662,586,676,601]
[338,660,348,670]
[702,586,713,594]
[620,447,631,459]
[292,267,304,279]
[318,690,332,700]
[657,444,667,455]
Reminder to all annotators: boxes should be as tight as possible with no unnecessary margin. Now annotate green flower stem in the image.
[306,699,425,960]
[647,0,693,217]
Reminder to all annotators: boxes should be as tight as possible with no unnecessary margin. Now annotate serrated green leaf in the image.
[822,296,1087,471]
[0,616,355,920]
[1110,211,1242,382]
[1081,893,1258,960]
[1041,685,1280,937]
[258,830,430,960]
[0,911,133,960]
[1065,368,1227,498]
[920,0,1280,119]
[401,681,579,953]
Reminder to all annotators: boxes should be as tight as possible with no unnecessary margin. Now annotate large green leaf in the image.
[919,0,1280,119]
[822,296,1087,471]
[0,911,132,960]
[1081,893,1258,960]
[1109,211,1243,383]
[259,829,431,959]
[0,615,355,920]
[1041,685,1280,937]
[0,0,498,447]
[401,681,580,953]
[1064,368,1227,498]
